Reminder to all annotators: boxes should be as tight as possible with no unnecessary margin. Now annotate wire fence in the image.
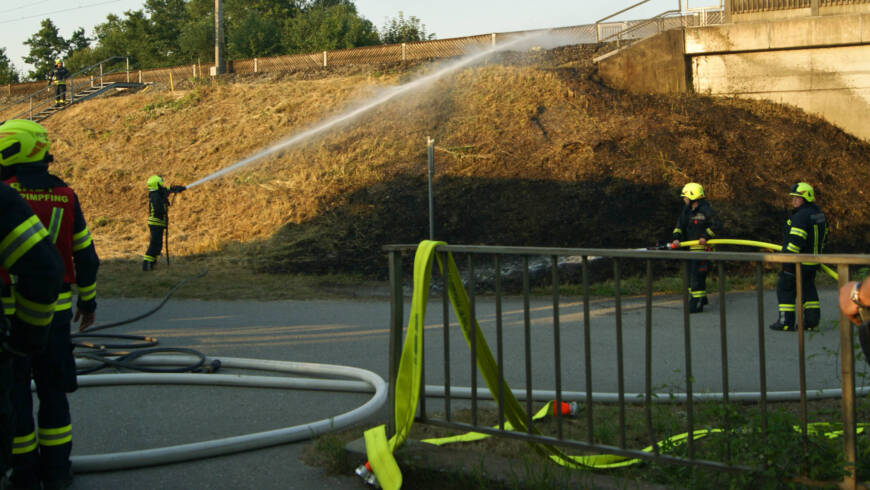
[0,20,677,99]
[4,0,868,100]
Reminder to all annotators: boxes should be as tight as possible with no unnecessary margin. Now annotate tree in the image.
[380,11,435,44]
[228,11,283,59]
[144,0,190,61]
[22,19,93,79]
[178,14,214,63]
[23,19,68,79]
[0,48,21,84]
[283,2,379,54]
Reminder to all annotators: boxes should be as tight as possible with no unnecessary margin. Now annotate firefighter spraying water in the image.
[142,175,186,271]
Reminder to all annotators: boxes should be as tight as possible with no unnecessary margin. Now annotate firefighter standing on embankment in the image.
[769,182,828,332]
[670,183,723,314]
[142,175,185,271]
[47,60,70,107]
[0,119,94,490]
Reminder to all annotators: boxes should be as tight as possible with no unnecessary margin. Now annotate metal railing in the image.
[384,243,870,486]
[594,0,726,61]
[0,57,134,120]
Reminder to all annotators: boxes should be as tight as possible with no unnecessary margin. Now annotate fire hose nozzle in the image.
[552,401,579,417]
[355,461,380,488]
[169,185,187,194]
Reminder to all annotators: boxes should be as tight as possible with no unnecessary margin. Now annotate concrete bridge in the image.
[598,1,870,141]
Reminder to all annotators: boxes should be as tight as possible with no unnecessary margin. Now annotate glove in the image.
[169,185,187,194]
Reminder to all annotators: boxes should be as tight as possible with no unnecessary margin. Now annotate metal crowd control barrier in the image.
[384,244,870,487]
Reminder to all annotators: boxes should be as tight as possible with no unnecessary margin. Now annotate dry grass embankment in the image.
[5,45,870,290]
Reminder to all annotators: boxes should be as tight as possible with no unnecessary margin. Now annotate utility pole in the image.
[214,0,225,75]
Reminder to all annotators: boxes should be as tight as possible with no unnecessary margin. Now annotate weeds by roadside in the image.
[307,397,870,489]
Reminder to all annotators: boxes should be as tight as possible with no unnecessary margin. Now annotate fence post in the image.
[126,57,130,83]
[811,0,819,16]
[402,43,406,62]
[724,0,732,23]
[838,264,857,489]
[99,63,104,86]
[323,51,327,68]
[387,249,404,437]
[254,58,258,73]
[491,33,496,46]
[427,137,435,240]
[138,70,142,83]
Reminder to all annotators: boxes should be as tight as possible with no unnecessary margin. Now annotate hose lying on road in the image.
[82,268,208,333]
[71,268,210,374]
[71,355,387,472]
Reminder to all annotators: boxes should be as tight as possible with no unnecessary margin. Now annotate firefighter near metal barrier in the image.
[142,175,185,271]
[769,182,828,332]
[0,119,100,490]
[46,60,70,107]
[669,183,723,313]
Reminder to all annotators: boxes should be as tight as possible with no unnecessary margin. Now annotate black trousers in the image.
[54,84,66,104]
[144,225,165,262]
[688,259,709,297]
[776,264,820,327]
[11,310,76,485]
[0,357,13,477]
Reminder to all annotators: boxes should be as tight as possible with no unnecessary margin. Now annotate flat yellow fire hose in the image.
[360,240,849,488]
[676,239,838,280]
[363,241,594,489]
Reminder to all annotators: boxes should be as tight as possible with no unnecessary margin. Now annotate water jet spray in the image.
[184,29,579,190]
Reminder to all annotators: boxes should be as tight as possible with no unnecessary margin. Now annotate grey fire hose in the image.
[70,355,387,472]
[67,353,863,473]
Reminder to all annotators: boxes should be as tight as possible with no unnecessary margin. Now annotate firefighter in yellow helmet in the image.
[46,59,70,107]
[670,183,722,313]
[0,119,96,489]
[143,175,185,270]
[769,182,828,331]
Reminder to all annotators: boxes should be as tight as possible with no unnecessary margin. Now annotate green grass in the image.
[100,256,845,301]
[307,397,870,489]
[98,257,388,300]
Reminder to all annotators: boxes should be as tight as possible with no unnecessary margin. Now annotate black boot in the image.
[142,260,153,271]
[768,320,794,331]
[804,309,820,331]
[689,298,704,314]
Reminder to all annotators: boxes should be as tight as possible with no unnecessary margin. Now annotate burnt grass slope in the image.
[11,45,870,280]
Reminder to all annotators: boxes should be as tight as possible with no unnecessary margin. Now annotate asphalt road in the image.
[64,285,863,489]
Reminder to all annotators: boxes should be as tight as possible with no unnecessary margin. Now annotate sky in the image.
[0,0,717,75]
